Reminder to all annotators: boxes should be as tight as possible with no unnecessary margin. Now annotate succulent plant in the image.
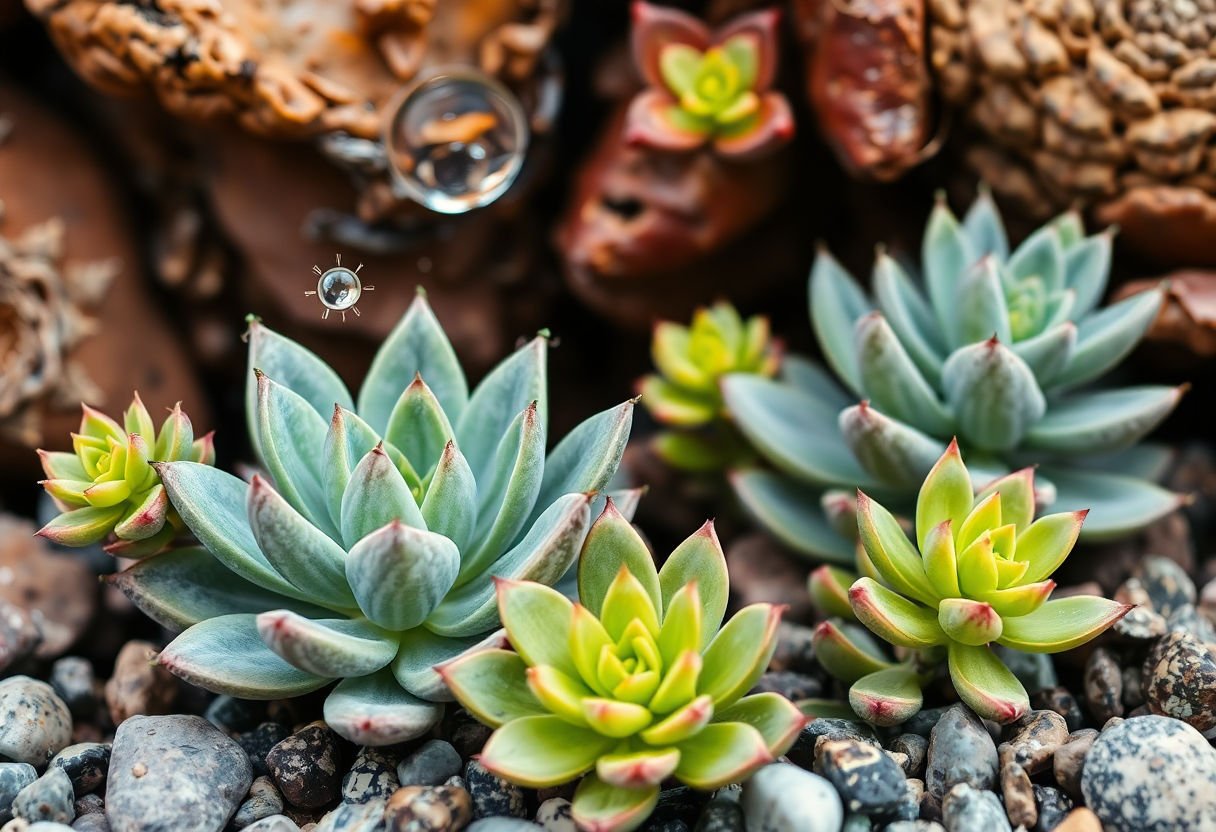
[109,294,634,745]
[640,301,780,471]
[37,394,212,556]
[723,191,1185,562]
[626,2,794,160]
[812,441,1131,725]
[442,505,804,832]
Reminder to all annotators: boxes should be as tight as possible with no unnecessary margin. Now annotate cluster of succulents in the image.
[812,442,1132,724]
[639,301,780,471]
[626,2,793,159]
[38,394,213,556]
[443,504,804,831]
[721,191,1185,562]
[112,294,636,745]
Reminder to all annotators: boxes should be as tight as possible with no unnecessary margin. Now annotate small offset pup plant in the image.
[625,2,794,159]
[721,190,1185,562]
[109,293,635,745]
[443,504,804,832]
[812,441,1131,725]
[38,394,213,556]
[639,301,780,472]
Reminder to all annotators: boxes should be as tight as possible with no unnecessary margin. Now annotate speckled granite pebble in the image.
[999,710,1068,774]
[1143,632,1216,732]
[12,768,74,825]
[240,816,301,832]
[1081,715,1216,831]
[940,784,1010,832]
[232,777,283,829]
[342,747,398,805]
[926,705,997,799]
[534,797,574,832]
[312,798,386,832]
[1137,557,1195,619]
[0,677,72,767]
[1033,785,1073,831]
[466,761,526,820]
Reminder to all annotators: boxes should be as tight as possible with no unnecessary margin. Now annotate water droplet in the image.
[384,67,529,214]
[317,267,363,310]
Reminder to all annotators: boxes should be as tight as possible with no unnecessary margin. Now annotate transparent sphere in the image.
[317,268,363,310]
[384,67,530,214]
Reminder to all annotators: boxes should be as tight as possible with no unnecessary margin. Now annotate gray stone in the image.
[926,705,998,799]
[202,698,264,735]
[1032,785,1073,831]
[1,764,37,823]
[885,823,945,832]
[231,777,283,829]
[788,719,879,769]
[841,814,871,832]
[1084,648,1123,724]
[239,817,300,832]
[49,745,109,795]
[901,706,951,738]
[265,723,341,810]
[105,714,253,832]
[72,815,110,832]
[235,724,289,780]
[466,821,541,831]
[71,795,102,818]
[693,797,743,831]
[0,600,41,674]
[312,798,387,832]
[815,739,905,816]
[12,769,74,825]
[535,798,574,832]
[342,748,399,805]
[48,660,96,721]
[0,678,72,767]
[940,784,1011,832]
[888,734,927,778]
[466,760,526,820]
[740,764,842,832]
[1001,760,1036,829]
[396,740,462,788]
[1081,715,1216,831]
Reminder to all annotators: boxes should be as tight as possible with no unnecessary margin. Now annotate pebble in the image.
[105,714,252,832]
[993,645,1057,695]
[691,797,743,831]
[999,710,1069,774]
[1,764,37,823]
[465,821,541,831]
[240,817,301,832]
[236,724,290,779]
[1052,731,1096,800]
[73,815,111,832]
[926,705,998,799]
[266,723,342,809]
[1000,761,1035,829]
[885,823,944,832]
[1120,666,1144,709]
[1081,714,1216,831]
[0,518,95,658]
[884,779,921,823]
[1113,606,1168,641]
[466,761,525,820]
[384,783,472,832]
[940,784,1010,832]
[534,798,574,832]
[900,707,949,738]
[815,739,905,816]
[232,777,284,829]
[648,787,706,827]
[48,660,97,721]
[73,794,103,817]
[1083,649,1123,724]
[1137,557,1196,618]
[788,720,878,769]
[446,712,492,762]
[0,678,72,768]
[49,744,109,795]
[1143,632,1216,731]
[312,798,387,832]
[1033,785,1074,831]
[396,741,462,788]
[203,697,265,735]
[740,764,842,832]
[0,600,42,673]
[1051,807,1101,832]
[1029,688,1084,733]
[343,748,399,805]
[12,769,74,825]
[770,622,818,674]
[103,642,177,726]
[750,672,822,702]
[887,735,927,779]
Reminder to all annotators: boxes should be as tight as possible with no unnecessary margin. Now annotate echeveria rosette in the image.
[37,394,213,557]
[640,302,780,472]
[111,293,635,747]
[441,506,804,832]
[832,441,1131,725]
[625,2,793,160]
[723,190,1186,563]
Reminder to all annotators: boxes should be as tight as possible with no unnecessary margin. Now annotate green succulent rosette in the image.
[442,505,804,832]
[109,293,635,746]
[812,441,1131,725]
[723,190,1185,564]
[38,394,213,556]
[640,302,779,472]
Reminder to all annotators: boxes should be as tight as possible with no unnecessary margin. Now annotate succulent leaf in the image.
[872,254,945,386]
[954,258,1012,347]
[839,402,945,488]
[344,522,460,630]
[856,492,939,604]
[256,611,397,677]
[579,501,661,619]
[383,377,455,480]
[810,250,871,395]
[255,373,335,535]
[673,722,771,789]
[1043,467,1181,540]
[1007,223,1065,294]
[938,598,1002,645]
[712,693,804,755]
[946,642,1029,723]
[812,620,895,683]
[922,197,974,331]
[1014,511,1086,583]
[915,438,972,549]
[480,715,615,788]
[341,445,425,545]
[941,338,1046,451]
[997,597,1133,653]
[597,747,682,789]
[658,521,728,642]
[698,603,781,706]
[849,578,947,648]
[729,469,857,564]
[1054,288,1163,389]
[420,441,477,551]
[1024,386,1185,455]
[393,628,506,700]
[848,666,924,726]
[1063,231,1113,318]
[323,669,444,746]
[855,314,953,435]
[962,187,1010,261]
[657,584,703,667]
[974,468,1036,533]
[497,579,578,677]
[572,773,659,832]
[532,401,635,525]
[808,565,858,618]
[439,648,546,727]
[1010,322,1076,381]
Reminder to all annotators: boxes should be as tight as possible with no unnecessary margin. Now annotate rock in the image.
[203,698,265,735]
[994,645,1057,694]
[787,719,879,768]
[1029,688,1084,733]
[232,777,284,829]
[740,764,842,832]
[885,823,945,832]
[926,705,998,799]
[396,741,462,789]
[1081,714,1216,831]
[534,798,574,832]
[0,599,42,673]
[0,678,72,767]
[466,761,525,820]
[1033,785,1073,831]
[648,787,706,828]
[940,784,1010,832]
[749,672,822,702]
[0,517,95,659]
[103,642,177,726]
[12,768,74,825]
[1051,807,1102,832]
[1143,631,1216,731]
[236,724,289,780]
[343,748,399,805]
[73,814,111,832]
[446,712,492,762]
[815,739,905,816]
[312,799,387,832]
[1052,732,1096,800]
[841,815,871,832]
[240,817,300,832]
[1,764,37,823]
[888,734,927,779]
[48,660,97,721]
[883,779,922,824]
[105,714,253,832]
[48,744,108,796]
[769,623,819,674]
[1001,761,1035,829]
[693,797,743,831]
[384,783,472,832]
[1120,665,1144,709]
[901,706,950,738]
[72,795,103,817]
[999,710,1069,774]
[466,821,541,831]
[1113,606,1168,641]
[1083,648,1123,724]
[265,723,342,810]
[1137,557,1196,619]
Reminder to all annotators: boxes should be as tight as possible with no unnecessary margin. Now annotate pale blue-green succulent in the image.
[723,191,1185,563]
[111,293,635,745]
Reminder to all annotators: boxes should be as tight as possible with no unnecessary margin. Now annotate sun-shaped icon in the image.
[306,254,375,321]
